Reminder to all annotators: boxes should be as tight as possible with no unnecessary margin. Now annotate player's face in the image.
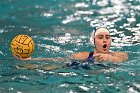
[95,32,111,53]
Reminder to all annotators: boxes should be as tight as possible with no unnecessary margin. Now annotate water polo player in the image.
[70,27,128,62]
[13,27,128,70]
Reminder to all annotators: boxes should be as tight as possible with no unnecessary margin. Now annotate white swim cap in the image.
[90,27,110,47]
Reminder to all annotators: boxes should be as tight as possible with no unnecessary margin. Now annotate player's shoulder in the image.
[110,51,128,56]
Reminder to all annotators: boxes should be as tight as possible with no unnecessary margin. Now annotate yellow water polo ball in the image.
[10,34,34,59]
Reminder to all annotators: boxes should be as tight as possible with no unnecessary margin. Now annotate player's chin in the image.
[101,49,109,54]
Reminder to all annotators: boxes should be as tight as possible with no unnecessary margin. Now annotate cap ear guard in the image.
[89,30,95,47]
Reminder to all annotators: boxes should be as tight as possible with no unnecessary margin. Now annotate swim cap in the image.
[90,27,110,47]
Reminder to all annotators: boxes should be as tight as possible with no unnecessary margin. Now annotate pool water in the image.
[0,0,140,93]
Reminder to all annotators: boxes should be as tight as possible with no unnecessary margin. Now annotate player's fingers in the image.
[93,53,102,57]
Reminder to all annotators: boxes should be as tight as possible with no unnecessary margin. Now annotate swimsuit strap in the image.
[85,52,94,63]
[88,52,94,59]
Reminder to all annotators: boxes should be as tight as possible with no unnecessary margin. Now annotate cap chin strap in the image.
[94,47,100,53]
[93,38,99,53]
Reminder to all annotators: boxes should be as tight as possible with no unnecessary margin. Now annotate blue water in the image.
[0,0,140,93]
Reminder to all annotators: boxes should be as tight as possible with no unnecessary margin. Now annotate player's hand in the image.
[13,54,31,60]
[13,54,23,60]
[93,53,110,62]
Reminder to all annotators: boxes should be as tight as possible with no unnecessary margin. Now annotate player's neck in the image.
[94,48,109,54]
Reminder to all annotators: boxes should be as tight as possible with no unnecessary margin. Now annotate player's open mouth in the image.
[103,44,107,48]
